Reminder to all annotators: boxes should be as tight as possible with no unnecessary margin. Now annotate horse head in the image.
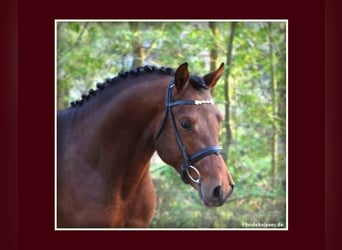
[155,63,235,207]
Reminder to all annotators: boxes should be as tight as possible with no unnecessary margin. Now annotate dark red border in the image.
[1,0,18,249]
[12,0,332,249]
[325,1,342,250]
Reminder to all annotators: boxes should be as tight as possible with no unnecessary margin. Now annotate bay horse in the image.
[57,62,235,228]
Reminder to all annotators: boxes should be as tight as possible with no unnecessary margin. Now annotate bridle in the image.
[155,80,222,185]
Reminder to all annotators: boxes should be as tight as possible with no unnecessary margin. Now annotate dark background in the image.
[1,0,340,249]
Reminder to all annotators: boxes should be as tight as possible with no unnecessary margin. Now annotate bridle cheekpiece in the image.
[155,80,222,185]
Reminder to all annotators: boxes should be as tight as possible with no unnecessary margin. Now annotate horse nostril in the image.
[213,185,223,199]
[228,184,234,197]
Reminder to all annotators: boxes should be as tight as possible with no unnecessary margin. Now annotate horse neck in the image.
[69,74,171,188]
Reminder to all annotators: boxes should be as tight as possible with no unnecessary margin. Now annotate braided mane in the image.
[69,65,207,108]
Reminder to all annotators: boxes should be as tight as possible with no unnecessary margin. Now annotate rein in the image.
[155,80,222,185]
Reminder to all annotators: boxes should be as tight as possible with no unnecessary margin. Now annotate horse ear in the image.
[203,63,225,88]
[174,62,190,91]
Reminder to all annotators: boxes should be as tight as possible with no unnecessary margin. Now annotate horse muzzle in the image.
[198,182,234,207]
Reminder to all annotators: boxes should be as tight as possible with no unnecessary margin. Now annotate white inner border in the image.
[54,19,288,231]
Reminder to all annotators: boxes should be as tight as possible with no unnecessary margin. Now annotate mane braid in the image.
[69,65,175,108]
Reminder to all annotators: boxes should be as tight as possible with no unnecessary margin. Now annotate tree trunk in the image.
[268,23,279,188]
[209,22,219,96]
[129,22,144,67]
[222,22,237,162]
[209,22,219,71]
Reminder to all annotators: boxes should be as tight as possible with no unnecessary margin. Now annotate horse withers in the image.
[57,63,234,228]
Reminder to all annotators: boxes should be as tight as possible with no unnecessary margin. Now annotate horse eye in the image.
[180,121,192,130]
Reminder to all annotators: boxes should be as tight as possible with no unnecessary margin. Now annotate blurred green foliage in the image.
[56,21,287,228]
[150,162,285,228]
